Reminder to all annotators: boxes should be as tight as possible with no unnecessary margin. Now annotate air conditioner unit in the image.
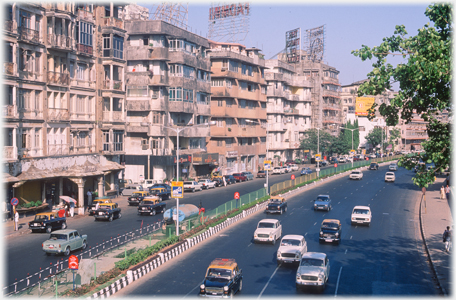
[142,144,149,150]
[221,67,227,71]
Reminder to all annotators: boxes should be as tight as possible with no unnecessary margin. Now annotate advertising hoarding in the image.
[355,97,375,116]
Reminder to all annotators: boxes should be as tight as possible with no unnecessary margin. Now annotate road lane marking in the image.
[335,267,343,297]
[185,281,204,298]
[345,249,347,254]
[257,265,280,298]
[345,197,347,199]
[338,202,340,204]
[314,222,317,226]
[383,213,389,215]
[350,236,352,239]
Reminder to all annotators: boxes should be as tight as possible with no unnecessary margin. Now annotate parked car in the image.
[265,196,288,214]
[349,170,363,180]
[121,184,143,196]
[128,191,150,206]
[351,206,372,226]
[93,203,122,222]
[199,258,243,297]
[313,195,332,211]
[212,177,223,187]
[277,235,308,266]
[198,179,216,189]
[272,167,283,175]
[257,170,267,178]
[295,252,330,291]
[369,162,379,170]
[223,175,237,185]
[253,219,282,244]
[284,165,292,173]
[300,167,313,176]
[29,212,67,233]
[42,229,87,256]
[88,198,112,215]
[389,163,398,171]
[119,178,133,189]
[338,157,346,163]
[385,172,396,182]
[183,181,203,192]
[148,184,171,200]
[137,196,166,216]
[232,173,247,182]
[319,219,341,244]
[316,160,328,167]
[290,164,299,171]
[241,171,254,181]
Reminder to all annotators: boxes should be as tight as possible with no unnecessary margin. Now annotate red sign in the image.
[291,174,295,180]
[234,192,240,200]
[324,156,327,160]
[10,197,18,206]
[334,163,338,168]
[69,255,79,270]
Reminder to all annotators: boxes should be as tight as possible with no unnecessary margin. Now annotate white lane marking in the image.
[248,243,253,247]
[185,281,204,298]
[345,249,347,254]
[314,222,317,226]
[305,232,308,236]
[345,197,347,199]
[257,265,280,298]
[350,236,352,240]
[338,202,340,204]
[335,267,343,297]
[383,213,389,215]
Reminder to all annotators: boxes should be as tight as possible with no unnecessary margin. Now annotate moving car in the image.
[316,160,328,167]
[338,157,346,163]
[313,195,332,211]
[319,219,341,244]
[290,164,299,171]
[257,170,266,178]
[369,162,379,170]
[183,181,203,192]
[241,171,254,181]
[199,258,243,297]
[284,165,292,173]
[88,198,112,215]
[137,196,166,216]
[300,167,313,176]
[351,206,372,226]
[349,170,363,180]
[253,219,282,244]
[232,173,247,182]
[389,163,398,171]
[272,167,283,175]
[148,184,171,200]
[121,184,143,196]
[128,191,150,206]
[277,235,308,266]
[42,229,87,256]
[94,203,122,222]
[223,175,236,185]
[198,179,216,189]
[29,212,67,233]
[296,252,330,291]
[265,196,287,214]
[385,172,396,182]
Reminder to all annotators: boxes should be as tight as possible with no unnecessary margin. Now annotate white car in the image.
[277,235,308,265]
[253,219,282,245]
[385,172,396,182]
[349,170,363,180]
[389,163,397,171]
[183,181,203,192]
[351,206,372,226]
[296,252,330,291]
[198,179,216,189]
[272,167,282,175]
[338,157,346,163]
[290,164,299,171]
[142,179,163,190]
[283,166,291,173]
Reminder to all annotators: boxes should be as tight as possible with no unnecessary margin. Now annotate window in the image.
[77,132,86,146]
[19,10,31,29]
[226,99,232,107]
[218,100,223,107]
[183,89,193,102]
[197,92,209,104]
[76,95,84,112]
[77,64,86,80]
[226,138,233,148]
[248,65,253,76]
[113,131,123,151]
[239,100,246,108]
[226,118,233,126]
[169,39,184,51]
[170,64,183,76]
[217,140,223,147]
[79,21,93,46]
[169,87,182,101]
[151,138,161,149]
[229,60,238,72]
[216,118,223,127]
[242,64,247,75]
[152,111,162,124]
[211,79,224,87]
[226,79,232,88]
[222,59,228,69]
[183,65,195,78]
[113,35,123,59]
[103,34,110,57]
[18,89,31,109]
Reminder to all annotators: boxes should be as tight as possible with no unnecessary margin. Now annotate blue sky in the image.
[139,2,433,89]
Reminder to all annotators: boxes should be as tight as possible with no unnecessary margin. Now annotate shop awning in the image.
[4,173,20,183]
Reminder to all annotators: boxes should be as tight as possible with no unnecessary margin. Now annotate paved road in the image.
[113,165,440,296]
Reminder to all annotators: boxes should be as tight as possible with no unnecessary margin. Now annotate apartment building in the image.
[4,3,124,213]
[207,41,267,174]
[123,19,214,181]
[264,59,312,163]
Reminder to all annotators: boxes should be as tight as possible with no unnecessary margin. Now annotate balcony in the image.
[102,111,124,122]
[102,80,123,91]
[18,27,40,43]
[18,109,43,120]
[322,102,341,111]
[268,123,287,131]
[4,62,15,76]
[47,71,69,86]
[102,17,124,29]
[47,144,70,156]
[284,108,300,115]
[47,34,73,51]
[70,78,95,89]
[322,89,340,98]
[48,108,69,121]
[322,115,342,124]
[171,147,207,156]
[126,100,150,111]
[77,44,93,56]
[69,112,94,122]
[126,122,149,133]
[77,9,94,22]
[70,145,95,155]
[3,146,16,160]
[3,105,16,118]
[102,142,124,153]
[4,20,13,32]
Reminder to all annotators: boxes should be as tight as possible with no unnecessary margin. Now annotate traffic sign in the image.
[315,154,321,161]
[69,255,79,270]
[291,174,295,180]
[334,163,338,168]
[171,181,184,198]
[264,160,272,171]
[234,192,240,200]
[10,197,18,206]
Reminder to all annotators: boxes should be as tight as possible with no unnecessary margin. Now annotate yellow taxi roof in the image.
[133,191,148,194]
[322,219,341,225]
[143,197,160,202]
[208,258,237,270]
[150,187,164,190]
[99,203,116,207]
[270,196,284,201]
[36,212,58,217]
[93,199,112,203]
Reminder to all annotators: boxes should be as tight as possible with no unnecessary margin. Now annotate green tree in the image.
[300,129,333,155]
[388,128,401,151]
[352,3,452,187]
[365,127,387,151]
[353,119,360,150]
[328,131,348,155]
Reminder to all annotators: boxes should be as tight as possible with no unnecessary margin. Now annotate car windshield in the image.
[99,205,111,210]
[322,222,338,229]
[370,163,376,166]
[316,197,329,202]
[35,215,48,221]
[206,268,232,279]
[281,239,301,246]
[353,209,369,214]
[258,222,275,228]
[352,171,360,174]
[300,258,324,267]
[49,234,67,240]
[386,172,394,176]
[184,182,193,185]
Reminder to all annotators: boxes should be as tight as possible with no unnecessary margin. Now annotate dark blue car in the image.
[300,167,313,176]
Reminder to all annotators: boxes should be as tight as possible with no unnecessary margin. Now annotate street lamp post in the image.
[340,126,359,168]
[163,122,214,236]
[246,119,271,195]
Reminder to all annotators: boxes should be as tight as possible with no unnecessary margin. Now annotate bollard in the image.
[94,262,96,281]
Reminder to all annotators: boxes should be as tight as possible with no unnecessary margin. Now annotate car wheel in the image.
[151,209,156,216]
[229,290,234,298]
[238,279,243,292]
[64,247,71,256]
[109,215,113,222]
[280,209,283,215]
[272,237,276,245]
[61,222,67,230]
[118,213,122,219]
[46,226,52,233]
[192,188,195,193]
[82,241,87,250]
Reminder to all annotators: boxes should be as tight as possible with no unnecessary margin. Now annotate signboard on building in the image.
[355,97,375,116]
[226,151,238,158]
[193,153,219,165]
[286,28,301,63]
[173,155,192,164]
[305,25,325,62]
[209,3,250,20]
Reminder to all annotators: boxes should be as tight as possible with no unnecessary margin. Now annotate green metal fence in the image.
[270,155,402,194]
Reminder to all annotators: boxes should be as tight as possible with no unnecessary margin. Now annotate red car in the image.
[232,173,247,182]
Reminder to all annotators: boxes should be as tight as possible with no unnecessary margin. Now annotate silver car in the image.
[42,229,88,256]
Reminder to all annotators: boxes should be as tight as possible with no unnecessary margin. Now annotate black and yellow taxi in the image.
[93,203,121,222]
[127,191,150,206]
[199,258,243,297]
[88,198,112,215]
[137,196,166,216]
[29,211,67,233]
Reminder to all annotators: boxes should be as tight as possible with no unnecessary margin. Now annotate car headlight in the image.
[277,251,281,257]
[320,231,323,235]
[296,273,301,279]
[335,232,339,237]
[324,204,328,207]
[223,286,229,291]
[318,274,324,281]
[200,284,205,290]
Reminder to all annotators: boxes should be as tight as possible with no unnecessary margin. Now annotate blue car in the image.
[300,167,313,176]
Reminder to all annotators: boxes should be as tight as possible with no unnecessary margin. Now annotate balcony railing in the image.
[47,144,70,156]
[3,105,15,117]
[102,80,123,91]
[3,146,16,160]
[48,108,69,121]
[3,62,14,76]
[77,44,93,55]
[47,71,69,85]
[18,27,40,43]
[70,78,95,89]
[47,34,72,49]
[4,20,13,32]
[102,17,124,29]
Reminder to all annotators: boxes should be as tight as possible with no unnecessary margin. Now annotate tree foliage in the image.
[300,129,333,155]
[388,128,401,151]
[365,127,387,151]
[352,3,452,187]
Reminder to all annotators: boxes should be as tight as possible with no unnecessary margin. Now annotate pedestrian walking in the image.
[87,189,92,206]
[223,176,227,187]
[443,226,452,252]
[445,184,451,202]
[115,183,119,197]
[69,201,75,217]
[14,210,19,231]
[440,185,446,200]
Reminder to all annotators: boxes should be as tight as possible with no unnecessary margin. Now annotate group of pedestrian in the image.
[443,226,452,253]
[440,183,451,201]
